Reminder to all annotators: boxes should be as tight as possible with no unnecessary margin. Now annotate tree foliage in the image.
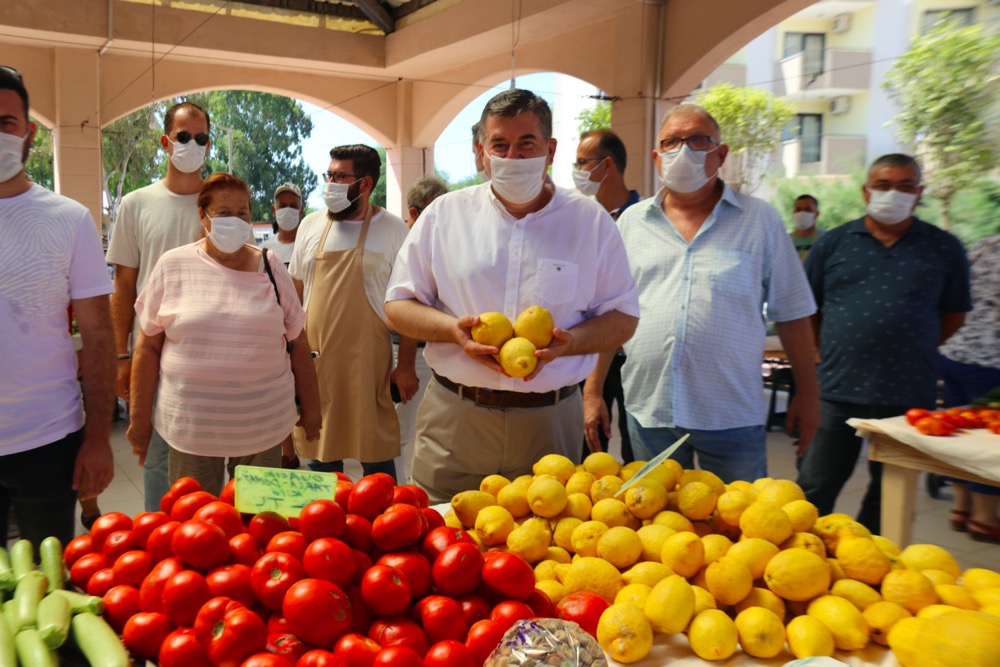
[883,19,1000,229]
[24,119,53,190]
[187,91,316,220]
[103,103,166,225]
[576,100,611,135]
[696,83,795,194]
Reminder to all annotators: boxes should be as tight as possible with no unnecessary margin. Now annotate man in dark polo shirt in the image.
[796,153,971,534]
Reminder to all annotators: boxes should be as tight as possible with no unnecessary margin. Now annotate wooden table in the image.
[856,417,1000,547]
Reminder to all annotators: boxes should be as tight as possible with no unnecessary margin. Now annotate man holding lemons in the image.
[386,89,639,503]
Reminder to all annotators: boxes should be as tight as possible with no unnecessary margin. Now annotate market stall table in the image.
[850,415,1000,547]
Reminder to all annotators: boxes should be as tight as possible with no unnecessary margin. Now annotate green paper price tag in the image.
[234,465,337,517]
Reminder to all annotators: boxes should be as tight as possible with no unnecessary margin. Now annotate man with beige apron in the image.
[289,145,416,479]
[385,90,640,504]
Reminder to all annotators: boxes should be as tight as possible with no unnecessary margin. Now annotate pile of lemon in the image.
[444,452,1000,665]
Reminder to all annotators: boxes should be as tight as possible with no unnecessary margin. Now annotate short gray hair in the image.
[658,104,721,141]
[868,153,922,182]
[407,176,449,211]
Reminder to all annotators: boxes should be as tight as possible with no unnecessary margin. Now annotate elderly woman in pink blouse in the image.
[127,173,321,495]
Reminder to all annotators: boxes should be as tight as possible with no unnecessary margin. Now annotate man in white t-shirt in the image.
[386,89,640,503]
[289,145,418,480]
[0,67,115,545]
[261,182,303,267]
[106,101,210,511]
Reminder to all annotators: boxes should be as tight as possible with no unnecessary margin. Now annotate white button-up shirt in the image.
[618,185,816,430]
[386,183,639,393]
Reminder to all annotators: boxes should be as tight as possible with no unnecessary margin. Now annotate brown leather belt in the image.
[432,371,577,409]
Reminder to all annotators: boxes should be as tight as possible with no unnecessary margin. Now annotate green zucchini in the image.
[12,570,48,633]
[0,608,15,667]
[71,612,130,667]
[38,537,65,593]
[1,601,16,635]
[8,540,33,584]
[14,628,57,667]
[48,589,105,615]
[36,592,71,650]
[0,547,13,596]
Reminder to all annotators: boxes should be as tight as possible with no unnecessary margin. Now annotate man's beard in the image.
[328,181,363,221]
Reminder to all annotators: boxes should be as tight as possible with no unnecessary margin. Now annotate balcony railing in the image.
[777,48,871,98]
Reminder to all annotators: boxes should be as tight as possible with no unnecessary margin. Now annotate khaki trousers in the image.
[410,377,584,504]
[168,444,283,497]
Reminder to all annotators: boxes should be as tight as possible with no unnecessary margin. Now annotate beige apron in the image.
[293,206,400,463]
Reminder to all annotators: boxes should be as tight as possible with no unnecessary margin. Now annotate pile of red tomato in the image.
[60,473,568,667]
[905,406,1000,437]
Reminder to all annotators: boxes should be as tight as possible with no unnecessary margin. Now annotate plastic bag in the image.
[484,618,608,666]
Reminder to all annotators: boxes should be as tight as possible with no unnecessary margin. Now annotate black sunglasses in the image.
[174,131,210,147]
[0,65,23,83]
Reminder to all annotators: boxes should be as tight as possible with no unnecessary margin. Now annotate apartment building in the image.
[703,0,998,181]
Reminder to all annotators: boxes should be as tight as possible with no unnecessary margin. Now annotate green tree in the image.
[370,146,387,208]
[576,100,611,135]
[696,83,795,194]
[770,171,867,233]
[883,19,1000,229]
[103,104,166,224]
[24,119,53,189]
[188,91,316,221]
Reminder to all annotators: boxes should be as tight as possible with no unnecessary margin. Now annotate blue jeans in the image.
[308,458,397,482]
[625,412,767,483]
[797,399,914,535]
[938,353,1000,496]
[144,430,170,512]
[1,428,83,547]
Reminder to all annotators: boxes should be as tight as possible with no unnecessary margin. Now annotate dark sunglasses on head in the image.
[174,131,210,146]
[0,65,24,83]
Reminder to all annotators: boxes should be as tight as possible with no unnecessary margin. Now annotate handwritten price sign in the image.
[234,465,337,517]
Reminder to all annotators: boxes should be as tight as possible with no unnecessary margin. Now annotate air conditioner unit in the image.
[829,96,851,115]
[832,13,851,33]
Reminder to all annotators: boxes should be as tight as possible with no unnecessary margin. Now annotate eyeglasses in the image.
[573,157,604,169]
[866,181,922,194]
[324,171,358,184]
[174,131,210,147]
[0,66,23,83]
[658,135,717,153]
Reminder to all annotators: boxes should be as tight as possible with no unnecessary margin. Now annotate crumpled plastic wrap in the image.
[484,618,608,667]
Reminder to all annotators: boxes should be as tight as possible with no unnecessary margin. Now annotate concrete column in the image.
[52,47,103,232]
[383,80,433,220]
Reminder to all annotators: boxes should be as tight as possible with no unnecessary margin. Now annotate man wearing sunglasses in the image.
[0,66,115,546]
[106,100,211,511]
[585,104,820,484]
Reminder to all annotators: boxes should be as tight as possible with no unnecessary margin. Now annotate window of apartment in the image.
[783,32,825,76]
[784,114,823,164]
[922,8,975,33]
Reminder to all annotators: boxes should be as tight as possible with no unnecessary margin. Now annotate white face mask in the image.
[274,207,301,231]
[793,211,816,231]
[488,154,548,205]
[206,216,249,254]
[476,169,489,183]
[322,181,362,214]
[866,188,918,225]
[572,162,604,197]
[167,137,207,174]
[0,131,27,183]
[659,145,717,194]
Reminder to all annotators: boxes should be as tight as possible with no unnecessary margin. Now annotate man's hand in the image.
[126,422,152,467]
[73,437,115,501]
[786,393,820,457]
[117,359,131,402]
[455,315,503,373]
[390,365,420,403]
[297,409,322,442]
[583,389,611,453]
[525,328,572,381]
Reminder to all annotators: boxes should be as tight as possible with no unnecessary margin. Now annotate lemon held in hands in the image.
[514,305,555,348]
[471,311,514,347]
[499,337,538,378]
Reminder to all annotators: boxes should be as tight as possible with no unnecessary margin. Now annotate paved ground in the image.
[90,394,999,570]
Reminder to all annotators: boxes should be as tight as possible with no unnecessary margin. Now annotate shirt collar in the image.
[651,180,742,215]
